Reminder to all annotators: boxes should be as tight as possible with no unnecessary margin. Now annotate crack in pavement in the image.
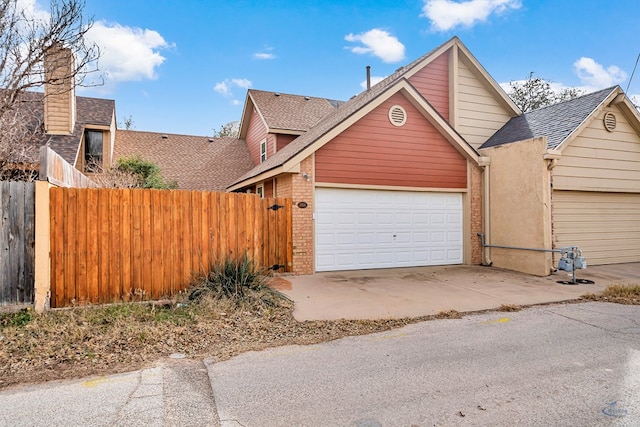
[545,306,640,339]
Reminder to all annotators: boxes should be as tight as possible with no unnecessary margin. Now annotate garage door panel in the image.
[553,191,640,265]
[315,188,463,271]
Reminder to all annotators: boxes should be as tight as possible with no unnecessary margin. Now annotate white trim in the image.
[256,184,264,198]
[260,139,267,163]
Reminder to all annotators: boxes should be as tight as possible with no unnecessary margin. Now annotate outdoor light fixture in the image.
[301,172,310,181]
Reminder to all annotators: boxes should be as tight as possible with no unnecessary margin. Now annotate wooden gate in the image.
[49,188,293,307]
[0,181,36,306]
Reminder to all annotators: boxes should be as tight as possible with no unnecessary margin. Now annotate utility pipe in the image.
[482,165,492,266]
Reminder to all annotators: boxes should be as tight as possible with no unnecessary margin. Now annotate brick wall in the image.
[290,155,314,274]
[273,157,314,274]
[470,164,483,264]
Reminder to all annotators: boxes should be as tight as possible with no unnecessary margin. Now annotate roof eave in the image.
[554,87,619,153]
[278,78,483,173]
[454,39,521,117]
[226,162,301,192]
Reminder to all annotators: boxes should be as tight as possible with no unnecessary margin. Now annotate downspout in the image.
[482,162,492,266]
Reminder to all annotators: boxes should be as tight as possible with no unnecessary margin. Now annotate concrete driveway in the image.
[275,263,640,321]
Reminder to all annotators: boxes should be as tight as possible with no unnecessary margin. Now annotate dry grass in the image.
[435,309,462,319]
[582,284,640,305]
[0,290,433,389]
[498,304,522,312]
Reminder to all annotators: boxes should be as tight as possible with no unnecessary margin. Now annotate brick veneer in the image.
[470,164,483,264]
[275,155,315,274]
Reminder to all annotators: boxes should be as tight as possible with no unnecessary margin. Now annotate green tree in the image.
[111,155,177,189]
[508,72,584,112]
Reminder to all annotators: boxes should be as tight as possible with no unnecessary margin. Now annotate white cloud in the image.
[574,57,627,89]
[86,21,170,84]
[421,0,521,32]
[214,81,230,96]
[254,52,275,60]
[214,78,252,106]
[231,78,252,89]
[360,76,386,89]
[345,29,405,63]
[16,0,49,23]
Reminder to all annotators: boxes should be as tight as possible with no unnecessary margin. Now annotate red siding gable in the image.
[276,134,297,152]
[315,92,466,188]
[246,109,267,165]
[408,50,449,121]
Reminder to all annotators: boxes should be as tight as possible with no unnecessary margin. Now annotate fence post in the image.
[34,181,51,312]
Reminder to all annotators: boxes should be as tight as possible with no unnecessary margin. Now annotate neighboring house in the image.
[4,46,116,175]
[479,86,640,274]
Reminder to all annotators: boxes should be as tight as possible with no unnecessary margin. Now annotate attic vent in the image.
[388,105,407,127]
[603,112,616,132]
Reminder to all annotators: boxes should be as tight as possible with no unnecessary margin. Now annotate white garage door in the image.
[553,191,640,265]
[315,188,463,272]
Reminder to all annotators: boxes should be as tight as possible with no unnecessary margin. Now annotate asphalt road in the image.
[1,302,638,426]
[207,302,640,426]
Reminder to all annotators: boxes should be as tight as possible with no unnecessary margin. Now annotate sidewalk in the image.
[0,358,219,427]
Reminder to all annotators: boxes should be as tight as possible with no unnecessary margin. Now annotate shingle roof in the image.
[481,87,616,150]
[12,91,115,165]
[249,89,342,132]
[114,130,254,191]
[228,41,455,188]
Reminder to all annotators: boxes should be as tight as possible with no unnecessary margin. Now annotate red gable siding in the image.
[408,50,449,121]
[276,134,297,152]
[246,109,267,165]
[315,92,466,188]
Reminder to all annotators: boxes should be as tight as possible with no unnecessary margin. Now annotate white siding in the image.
[553,106,640,192]
[456,58,513,149]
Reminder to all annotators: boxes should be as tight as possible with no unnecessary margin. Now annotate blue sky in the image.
[48,0,640,135]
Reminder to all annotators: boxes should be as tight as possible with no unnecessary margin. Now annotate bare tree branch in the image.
[0,0,101,179]
[508,72,584,113]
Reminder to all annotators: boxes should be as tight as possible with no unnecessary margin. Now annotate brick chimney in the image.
[44,44,76,134]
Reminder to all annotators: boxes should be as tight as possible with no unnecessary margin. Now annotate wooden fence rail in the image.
[50,188,292,308]
[0,181,35,306]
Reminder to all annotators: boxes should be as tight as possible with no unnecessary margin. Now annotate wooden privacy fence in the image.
[50,188,292,308]
[0,181,36,306]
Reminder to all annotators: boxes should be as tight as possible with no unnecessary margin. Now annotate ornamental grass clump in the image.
[190,254,282,308]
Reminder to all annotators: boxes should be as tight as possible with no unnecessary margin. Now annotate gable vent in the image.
[603,112,616,132]
[388,105,407,127]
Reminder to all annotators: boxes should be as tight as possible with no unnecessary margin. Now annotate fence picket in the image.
[98,189,110,302]
[121,189,133,299]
